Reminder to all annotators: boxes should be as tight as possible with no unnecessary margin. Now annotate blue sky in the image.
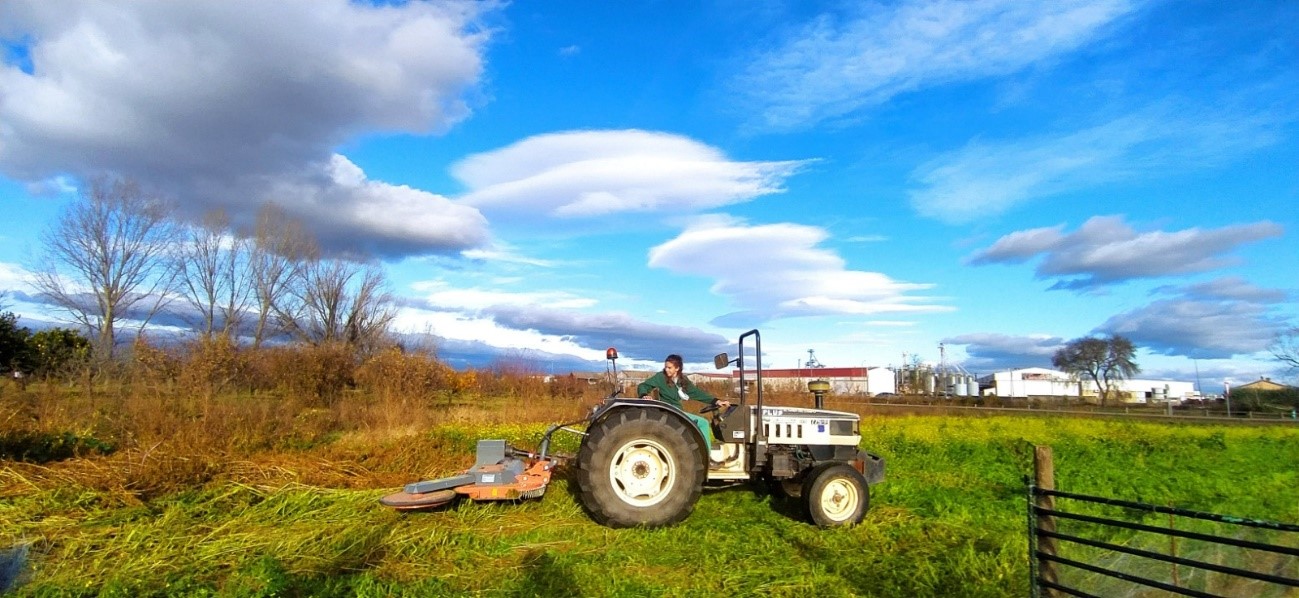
[0,0,1295,390]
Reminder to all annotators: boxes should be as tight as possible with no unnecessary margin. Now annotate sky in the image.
[0,0,1296,391]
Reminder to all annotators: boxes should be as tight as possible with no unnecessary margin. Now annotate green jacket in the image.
[637,371,717,410]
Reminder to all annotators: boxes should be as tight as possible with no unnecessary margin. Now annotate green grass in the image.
[3,414,1297,596]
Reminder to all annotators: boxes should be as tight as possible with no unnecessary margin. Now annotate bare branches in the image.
[277,257,395,352]
[1272,327,1299,374]
[30,177,180,361]
[175,210,253,338]
[31,187,397,358]
[248,204,315,348]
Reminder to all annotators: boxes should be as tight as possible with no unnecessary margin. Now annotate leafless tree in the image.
[175,210,252,338]
[30,177,180,361]
[247,204,315,348]
[1272,327,1299,375]
[277,257,396,352]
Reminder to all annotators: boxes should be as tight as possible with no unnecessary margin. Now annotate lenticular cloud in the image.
[453,130,809,219]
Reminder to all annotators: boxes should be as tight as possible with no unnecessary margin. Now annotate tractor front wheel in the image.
[576,407,705,528]
[801,462,869,527]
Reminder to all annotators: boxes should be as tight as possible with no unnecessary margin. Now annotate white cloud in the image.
[943,332,1065,371]
[648,217,951,325]
[731,0,1138,130]
[460,248,558,268]
[0,262,33,291]
[482,305,731,361]
[968,215,1283,290]
[0,0,495,257]
[1100,298,1287,359]
[255,155,488,258]
[909,109,1281,222]
[966,225,1067,263]
[409,280,596,312]
[453,130,809,220]
[1169,276,1290,304]
[391,306,605,361]
[391,300,731,366]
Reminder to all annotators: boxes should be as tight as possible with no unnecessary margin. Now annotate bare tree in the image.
[175,210,252,338]
[30,177,179,361]
[1272,327,1299,375]
[247,204,315,348]
[278,257,396,352]
[1052,335,1140,406]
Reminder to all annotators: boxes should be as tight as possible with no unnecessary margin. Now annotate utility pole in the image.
[1193,359,1202,397]
[938,343,946,397]
[1224,380,1232,417]
[900,352,908,394]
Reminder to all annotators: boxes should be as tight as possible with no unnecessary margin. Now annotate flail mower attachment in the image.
[380,421,581,511]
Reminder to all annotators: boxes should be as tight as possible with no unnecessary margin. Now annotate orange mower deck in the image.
[380,439,559,511]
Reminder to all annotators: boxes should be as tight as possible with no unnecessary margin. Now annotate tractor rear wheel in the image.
[576,407,705,528]
[801,462,869,527]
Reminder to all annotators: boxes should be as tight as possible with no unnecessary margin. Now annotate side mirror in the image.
[713,353,729,370]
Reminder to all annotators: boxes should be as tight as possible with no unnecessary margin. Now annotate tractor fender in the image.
[587,399,710,462]
[855,449,886,486]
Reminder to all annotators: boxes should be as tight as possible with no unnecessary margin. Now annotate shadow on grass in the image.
[510,548,581,597]
[702,480,810,524]
[0,544,30,594]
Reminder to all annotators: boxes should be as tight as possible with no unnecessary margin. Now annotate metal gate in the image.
[1027,446,1299,597]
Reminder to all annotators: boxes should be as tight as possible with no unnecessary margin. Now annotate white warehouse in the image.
[726,367,897,396]
[979,368,1197,403]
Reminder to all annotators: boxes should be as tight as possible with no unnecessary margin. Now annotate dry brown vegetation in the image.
[0,338,600,506]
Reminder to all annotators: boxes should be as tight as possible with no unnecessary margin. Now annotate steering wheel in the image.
[700,402,738,421]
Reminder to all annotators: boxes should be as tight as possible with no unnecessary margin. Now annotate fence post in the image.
[1035,445,1058,593]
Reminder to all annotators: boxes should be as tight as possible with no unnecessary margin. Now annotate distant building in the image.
[1235,377,1293,392]
[725,367,897,396]
[1115,378,1199,403]
[978,368,1196,403]
[979,368,1078,399]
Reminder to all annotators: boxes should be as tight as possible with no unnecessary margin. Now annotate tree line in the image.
[22,177,397,367]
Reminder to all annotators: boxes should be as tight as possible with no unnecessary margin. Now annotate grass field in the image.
[2,383,1298,596]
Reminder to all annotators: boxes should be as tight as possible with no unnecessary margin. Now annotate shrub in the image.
[247,343,358,405]
[129,336,182,395]
[354,348,452,404]
[177,335,247,398]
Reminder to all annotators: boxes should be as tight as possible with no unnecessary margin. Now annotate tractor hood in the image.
[759,406,858,421]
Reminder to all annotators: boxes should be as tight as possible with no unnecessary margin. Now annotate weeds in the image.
[2,345,1297,596]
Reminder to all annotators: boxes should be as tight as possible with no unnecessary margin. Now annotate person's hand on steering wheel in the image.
[700,399,732,414]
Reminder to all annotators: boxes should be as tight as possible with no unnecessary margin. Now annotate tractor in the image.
[381,329,886,528]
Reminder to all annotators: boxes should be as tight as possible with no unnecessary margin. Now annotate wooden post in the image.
[1034,445,1058,593]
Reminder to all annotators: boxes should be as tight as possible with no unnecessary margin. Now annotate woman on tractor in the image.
[638,354,730,447]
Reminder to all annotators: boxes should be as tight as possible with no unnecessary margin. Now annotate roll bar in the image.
[739,329,763,443]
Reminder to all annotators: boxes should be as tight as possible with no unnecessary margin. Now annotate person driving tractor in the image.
[638,354,731,446]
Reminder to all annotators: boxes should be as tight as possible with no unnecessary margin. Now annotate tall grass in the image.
[2,344,1297,596]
